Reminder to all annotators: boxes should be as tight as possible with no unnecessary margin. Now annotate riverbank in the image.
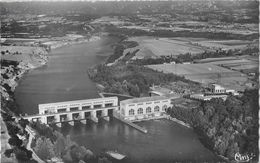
[1,49,48,101]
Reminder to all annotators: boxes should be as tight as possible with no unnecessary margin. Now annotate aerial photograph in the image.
[0,0,259,163]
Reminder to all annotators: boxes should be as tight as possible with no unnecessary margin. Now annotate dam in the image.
[23,97,118,127]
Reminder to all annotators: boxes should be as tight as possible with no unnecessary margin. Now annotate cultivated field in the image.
[125,37,205,59]
[147,63,248,91]
[171,37,256,50]
[194,40,251,50]
[124,36,255,59]
[195,56,259,72]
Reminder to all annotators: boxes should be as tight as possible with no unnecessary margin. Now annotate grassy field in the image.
[171,37,255,50]
[125,36,205,59]
[147,63,248,91]
[195,56,259,72]
[147,63,235,76]
[194,40,251,50]
[124,36,255,59]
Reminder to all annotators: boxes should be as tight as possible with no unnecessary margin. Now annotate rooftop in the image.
[120,96,170,105]
[38,96,118,108]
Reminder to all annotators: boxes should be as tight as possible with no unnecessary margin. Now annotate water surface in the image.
[58,118,221,163]
[15,36,118,114]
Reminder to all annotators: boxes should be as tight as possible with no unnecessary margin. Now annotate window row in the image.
[128,105,168,115]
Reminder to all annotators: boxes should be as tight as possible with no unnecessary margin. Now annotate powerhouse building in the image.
[119,96,172,121]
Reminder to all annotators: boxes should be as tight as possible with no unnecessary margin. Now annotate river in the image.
[15,36,118,115]
[14,36,221,162]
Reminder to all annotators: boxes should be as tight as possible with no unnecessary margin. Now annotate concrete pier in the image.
[103,116,110,121]
[56,123,62,128]
[68,121,74,126]
[114,112,147,134]
[91,116,98,123]
[80,119,87,124]
[165,115,191,128]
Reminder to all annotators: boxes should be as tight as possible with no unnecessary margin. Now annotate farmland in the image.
[166,37,257,51]
[123,36,255,59]
[124,36,205,59]
[195,56,259,73]
[147,63,249,91]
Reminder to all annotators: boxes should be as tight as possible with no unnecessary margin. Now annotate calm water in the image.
[14,36,221,163]
[58,118,220,163]
[15,36,118,114]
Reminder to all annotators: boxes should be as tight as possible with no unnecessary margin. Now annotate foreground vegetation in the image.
[30,122,97,163]
[168,89,258,162]
[1,110,34,162]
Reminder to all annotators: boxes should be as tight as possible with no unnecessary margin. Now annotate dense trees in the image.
[14,146,33,161]
[8,135,23,147]
[1,111,33,162]
[4,149,14,158]
[106,44,125,64]
[34,137,55,160]
[30,121,57,141]
[106,40,139,64]
[30,122,95,162]
[88,63,196,97]
[168,89,258,161]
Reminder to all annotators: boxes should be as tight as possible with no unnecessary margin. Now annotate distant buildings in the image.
[209,83,239,96]
[189,83,239,101]
[190,93,228,101]
[119,96,172,121]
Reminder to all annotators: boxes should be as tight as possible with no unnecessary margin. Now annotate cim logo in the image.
[235,153,255,162]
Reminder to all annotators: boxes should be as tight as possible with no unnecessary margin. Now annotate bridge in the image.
[23,97,118,127]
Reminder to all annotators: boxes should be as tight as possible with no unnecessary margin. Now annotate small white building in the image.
[190,93,228,101]
[210,84,226,94]
[119,96,172,121]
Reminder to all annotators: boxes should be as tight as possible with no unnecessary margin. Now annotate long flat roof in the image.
[38,96,118,108]
[120,96,170,105]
